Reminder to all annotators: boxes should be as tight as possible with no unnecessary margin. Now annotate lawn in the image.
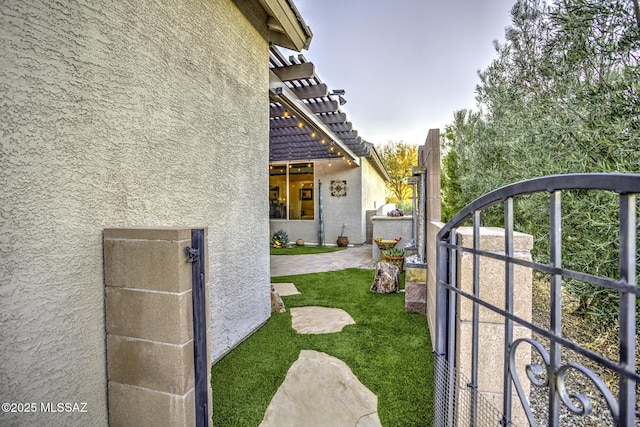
[269,245,346,255]
[210,268,434,426]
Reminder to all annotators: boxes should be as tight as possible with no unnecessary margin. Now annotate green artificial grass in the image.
[269,245,346,255]
[211,268,434,426]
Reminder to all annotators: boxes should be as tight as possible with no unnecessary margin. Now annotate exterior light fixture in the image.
[329,89,347,105]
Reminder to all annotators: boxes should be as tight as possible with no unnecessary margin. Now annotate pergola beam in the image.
[271,63,315,81]
[269,70,359,165]
[291,83,328,99]
[270,117,300,129]
[318,112,347,124]
[269,99,338,117]
[327,122,353,132]
[335,130,358,140]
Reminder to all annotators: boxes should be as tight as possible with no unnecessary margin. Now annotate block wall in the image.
[104,227,211,426]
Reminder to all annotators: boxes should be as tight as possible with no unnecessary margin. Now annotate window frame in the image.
[269,162,315,221]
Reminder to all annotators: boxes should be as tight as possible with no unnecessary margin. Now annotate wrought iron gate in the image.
[434,173,639,426]
[187,229,208,427]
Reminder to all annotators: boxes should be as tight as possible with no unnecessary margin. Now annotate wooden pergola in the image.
[268,47,388,179]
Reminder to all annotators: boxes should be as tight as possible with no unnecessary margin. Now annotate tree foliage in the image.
[377,141,418,202]
[442,0,640,325]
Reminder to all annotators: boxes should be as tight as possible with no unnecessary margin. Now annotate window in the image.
[269,163,314,220]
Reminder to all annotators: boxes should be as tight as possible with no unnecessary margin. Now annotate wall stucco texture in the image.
[1,1,271,425]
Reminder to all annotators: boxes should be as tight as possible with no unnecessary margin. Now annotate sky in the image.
[286,0,517,146]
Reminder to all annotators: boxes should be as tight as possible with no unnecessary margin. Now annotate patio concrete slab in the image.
[271,282,300,296]
[259,350,381,427]
[290,306,355,334]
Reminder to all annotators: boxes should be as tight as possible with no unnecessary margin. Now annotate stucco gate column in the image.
[103,227,211,426]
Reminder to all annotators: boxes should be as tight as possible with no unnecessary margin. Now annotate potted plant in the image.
[271,230,289,249]
[336,223,349,247]
[373,237,401,250]
[382,247,404,270]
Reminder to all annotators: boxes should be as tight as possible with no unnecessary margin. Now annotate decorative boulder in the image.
[370,262,400,293]
[271,285,286,313]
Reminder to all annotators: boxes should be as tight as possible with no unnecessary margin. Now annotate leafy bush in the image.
[442,0,640,326]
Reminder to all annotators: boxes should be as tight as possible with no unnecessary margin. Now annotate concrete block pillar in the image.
[103,227,211,427]
[405,264,428,314]
[455,226,533,427]
[424,128,441,223]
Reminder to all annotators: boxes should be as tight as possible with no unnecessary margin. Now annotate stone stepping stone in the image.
[259,350,381,427]
[290,306,355,334]
[271,282,300,296]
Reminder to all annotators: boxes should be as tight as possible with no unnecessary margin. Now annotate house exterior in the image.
[0,1,311,425]
[268,49,390,245]
[269,157,389,245]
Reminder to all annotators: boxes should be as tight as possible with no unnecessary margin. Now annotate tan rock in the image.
[270,286,286,314]
[290,306,355,334]
[271,282,300,296]
[259,350,381,427]
[370,262,399,293]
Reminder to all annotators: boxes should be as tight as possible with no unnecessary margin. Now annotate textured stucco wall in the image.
[360,159,389,239]
[371,216,414,260]
[0,1,270,425]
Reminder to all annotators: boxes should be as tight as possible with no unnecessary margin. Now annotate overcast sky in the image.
[286,0,517,146]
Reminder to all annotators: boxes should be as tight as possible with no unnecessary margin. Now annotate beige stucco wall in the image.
[360,158,388,239]
[269,158,388,246]
[0,1,270,425]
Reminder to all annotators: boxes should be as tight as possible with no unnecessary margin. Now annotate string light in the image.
[321,139,326,144]
[297,122,304,128]
[283,110,289,118]
[311,131,316,138]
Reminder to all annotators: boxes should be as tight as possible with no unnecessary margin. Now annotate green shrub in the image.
[382,247,404,258]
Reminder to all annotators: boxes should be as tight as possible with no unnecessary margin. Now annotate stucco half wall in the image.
[0,1,274,425]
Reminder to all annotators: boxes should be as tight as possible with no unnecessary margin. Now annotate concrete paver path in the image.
[266,246,381,426]
[259,350,381,427]
[290,306,355,334]
[270,245,374,276]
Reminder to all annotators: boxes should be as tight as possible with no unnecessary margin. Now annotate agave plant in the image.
[382,247,404,258]
[271,229,289,249]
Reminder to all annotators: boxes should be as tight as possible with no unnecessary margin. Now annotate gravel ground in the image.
[525,278,640,426]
